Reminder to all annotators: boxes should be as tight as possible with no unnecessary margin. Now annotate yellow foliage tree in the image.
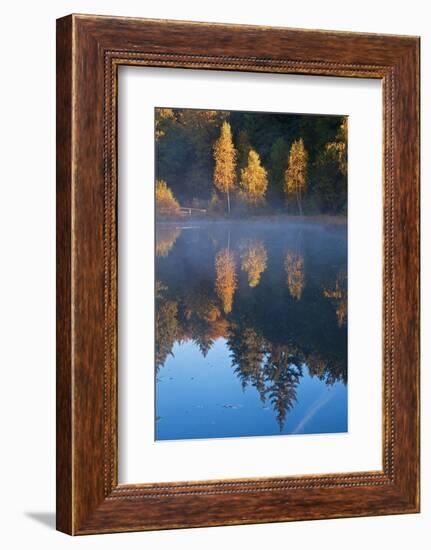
[325,118,348,177]
[215,248,237,314]
[284,251,305,300]
[240,240,268,287]
[155,108,175,140]
[213,121,237,214]
[240,149,268,207]
[284,138,308,215]
[155,180,180,217]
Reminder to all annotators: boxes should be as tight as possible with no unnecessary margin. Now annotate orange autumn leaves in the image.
[155,179,180,217]
[213,122,269,212]
[213,121,237,214]
[155,108,348,218]
[239,151,268,207]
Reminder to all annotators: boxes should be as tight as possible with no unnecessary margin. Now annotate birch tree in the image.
[240,149,268,206]
[213,121,237,214]
[284,138,308,215]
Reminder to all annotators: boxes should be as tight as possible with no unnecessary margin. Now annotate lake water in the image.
[155,220,347,440]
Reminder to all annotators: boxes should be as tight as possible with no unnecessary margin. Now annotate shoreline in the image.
[156,214,347,226]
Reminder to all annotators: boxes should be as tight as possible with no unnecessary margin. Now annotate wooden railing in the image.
[157,206,207,217]
[179,207,207,216]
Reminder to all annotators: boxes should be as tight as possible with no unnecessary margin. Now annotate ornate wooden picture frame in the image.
[56,14,420,535]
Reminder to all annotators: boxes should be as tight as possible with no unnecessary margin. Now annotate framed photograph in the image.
[56,14,420,534]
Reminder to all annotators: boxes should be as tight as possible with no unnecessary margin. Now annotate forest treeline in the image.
[155,108,347,217]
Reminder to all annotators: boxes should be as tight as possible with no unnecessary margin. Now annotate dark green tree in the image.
[270,136,289,197]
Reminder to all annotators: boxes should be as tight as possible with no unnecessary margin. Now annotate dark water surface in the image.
[155,220,347,440]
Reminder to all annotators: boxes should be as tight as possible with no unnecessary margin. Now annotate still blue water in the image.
[155,221,347,440]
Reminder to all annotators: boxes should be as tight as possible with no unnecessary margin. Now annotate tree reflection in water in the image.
[215,248,237,314]
[155,221,347,434]
[284,250,305,300]
[323,270,348,327]
[240,239,268,288]
[155,225,182,257]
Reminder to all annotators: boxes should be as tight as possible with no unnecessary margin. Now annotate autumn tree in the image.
[240,240,268,288]
[239,149,268,207]
[326,118,347,176]
[312,119,347,214]
[215,248,237,314]
[155,108,175,140]
[156,108,348,215]
[155,180,180,217]
[157,109,225,202]
[284,138,308,215]
[213,121,237,214]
